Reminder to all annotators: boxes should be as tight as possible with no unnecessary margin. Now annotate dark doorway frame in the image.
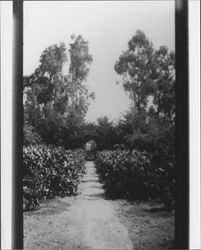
[175,0,189,248]
[12,0,189,249]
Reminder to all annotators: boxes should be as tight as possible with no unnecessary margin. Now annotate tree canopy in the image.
[24,30,175,155]
[114,30,175,120]
[24,35,94,148]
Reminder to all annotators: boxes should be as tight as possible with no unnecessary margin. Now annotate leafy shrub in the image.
[23,146,85,211]
[96,149,175,208]
[24,123,42,146]
[96,150,152,199]
[151,132,176,209]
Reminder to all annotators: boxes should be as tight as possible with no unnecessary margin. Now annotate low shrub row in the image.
[23,145,85,211]
[95,149,175,209]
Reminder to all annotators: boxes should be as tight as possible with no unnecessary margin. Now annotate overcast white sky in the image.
[24,1,175,123]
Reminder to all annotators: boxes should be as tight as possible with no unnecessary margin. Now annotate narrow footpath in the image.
[24,161,133,250]
[73,161,133,249]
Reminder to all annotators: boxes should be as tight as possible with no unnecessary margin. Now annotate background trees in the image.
[115,30,156,111]
[24,30,175,164]
[114,30,175,152]
[24,35,94,148]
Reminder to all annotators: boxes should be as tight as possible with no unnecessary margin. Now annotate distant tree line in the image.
[24,30,175,156]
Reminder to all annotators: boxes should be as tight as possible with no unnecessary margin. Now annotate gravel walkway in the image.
[24,161,133,250]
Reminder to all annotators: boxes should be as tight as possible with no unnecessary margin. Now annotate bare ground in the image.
[24,161,174,250]
[112,200,175,250]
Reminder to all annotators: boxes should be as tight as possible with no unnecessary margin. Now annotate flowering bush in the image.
[96,149,175,208]
[23,145,85,211]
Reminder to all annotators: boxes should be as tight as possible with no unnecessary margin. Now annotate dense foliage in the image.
[23,30,176,210]
[114,30,175,117]
[23,35,94,148]
[23,30,175,153]
[96,150,175,209]
[23,146,85,211]
[24,123,43,146]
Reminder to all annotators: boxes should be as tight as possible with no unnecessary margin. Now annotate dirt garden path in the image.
[24,161,133,250]
[72,161,133,249]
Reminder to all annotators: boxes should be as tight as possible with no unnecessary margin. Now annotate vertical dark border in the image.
[11,0,190,249]
[13,0,23,249]
[175,0,189,249]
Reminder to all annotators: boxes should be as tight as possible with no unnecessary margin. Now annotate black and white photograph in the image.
[2,0,200,249]
[22,1,176,249]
